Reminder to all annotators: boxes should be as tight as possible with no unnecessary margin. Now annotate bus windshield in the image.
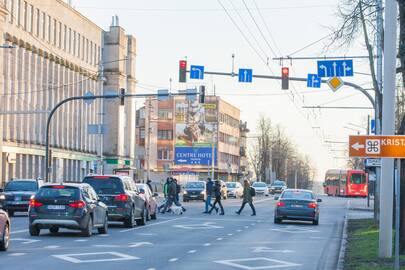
[350,173,366,185]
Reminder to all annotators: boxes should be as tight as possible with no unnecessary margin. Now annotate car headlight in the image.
[0,194,5,200]
[200,191,205,195]
[183,191,188,195]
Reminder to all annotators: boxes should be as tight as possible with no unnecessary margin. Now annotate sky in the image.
[70,0,375,181]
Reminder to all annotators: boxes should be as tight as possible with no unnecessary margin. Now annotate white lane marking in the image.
[169,258,178,262]
[204,243,211,246]
[138,233,156,236]
[244,226,249,229]
[11,238,40,244]
[129,242,153,248]
[214,257,301,269]
[228,233,233,236]
[92,244,120,248]
[120,217,186,233]
[8,253,26,256]
[44,245,60,249]
[188,250,197,254]
[52,252,139,264]
[98,234,109,237]
[251,247,295,253]
[147,268,156,270]
[216,237,223,241]
[251,223,256,226]
[270,226,320,234]
[237,230,242,232]
[10,229,28,235]
[173,222,223,230]
[74,239,88,242]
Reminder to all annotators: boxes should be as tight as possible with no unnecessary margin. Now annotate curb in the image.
[337,201,350,270]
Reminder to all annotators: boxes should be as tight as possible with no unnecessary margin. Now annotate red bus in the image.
[323,169,368,197]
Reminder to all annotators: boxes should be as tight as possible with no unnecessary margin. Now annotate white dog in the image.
[170,205,183,215]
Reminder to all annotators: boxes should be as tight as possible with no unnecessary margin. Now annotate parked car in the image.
[251,182,269,196]
[28,183,108,237]
[183,181,206,202]
[0,209,10,251]
[226,182,243,198]
[136,183,158,221]
[269,180,288,194]
[0,178,44,216]
[218,180,228,199]
[274,189,321,225]
[83,175,146,227]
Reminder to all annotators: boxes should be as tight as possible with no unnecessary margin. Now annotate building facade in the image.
[0,0,136,186]
[136,94,247,184]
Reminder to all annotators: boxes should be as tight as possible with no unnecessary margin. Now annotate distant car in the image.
[136,183,158,221]
[28,183,108,237]
[0,179,43,216]
[183,181,206,202]
[251,182,269,196]
[83,175,146,227]
[274,189,321,225]
[269,180,287,194]
[218,180,228,199]
[0,209,10,251]
[226,182,243,198]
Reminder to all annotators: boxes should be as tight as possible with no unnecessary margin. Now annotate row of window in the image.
[219,153,239,165]
[158,109,173,120]
[5,0,100,66]
[158,148,171,160]
[157,130,173,140]
[219,112,239,128]
[219,132,238,146]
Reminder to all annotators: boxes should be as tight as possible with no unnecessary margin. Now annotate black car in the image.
[83,175,146,227]
[269,180,287,194]
[28,183,108,237]
[0,179,43,216]
[183,181,206,202]
[274,189,321,225]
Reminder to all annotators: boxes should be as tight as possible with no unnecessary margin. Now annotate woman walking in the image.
[236,180,256,216]
[208,180,224,215]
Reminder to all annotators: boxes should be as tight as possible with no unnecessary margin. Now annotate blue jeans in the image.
[205,195,212,212]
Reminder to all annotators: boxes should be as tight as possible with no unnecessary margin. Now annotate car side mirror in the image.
[153,192,159,198]
[139,188,145,194]
[274,196,279,200]
[317,198,322,203]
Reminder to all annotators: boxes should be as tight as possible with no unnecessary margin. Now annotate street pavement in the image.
[0,195,354,270]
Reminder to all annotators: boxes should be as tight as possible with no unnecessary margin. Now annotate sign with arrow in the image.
[238,68,253,83]
[307,74,321,88]
[317,59,353,77]
[190,65,204,80]
[349,135,405,158]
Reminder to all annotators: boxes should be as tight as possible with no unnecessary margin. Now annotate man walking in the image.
[161,178,177,213]
[204,178,217,213]
[236,180,256,216]
[208,180,224,215]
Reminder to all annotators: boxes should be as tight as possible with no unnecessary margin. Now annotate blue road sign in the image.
[157,89,169,101]
[186,88,197,101]
[84,91,95,105]
[371,119,376,134]
[238,68,253,83]
[307,74,321,88]
[175,147,217,165]
[190,65,204,80]
[317,59,353,78]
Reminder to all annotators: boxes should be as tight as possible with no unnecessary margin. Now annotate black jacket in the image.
[168,181,177,198]
[213,184,221,198]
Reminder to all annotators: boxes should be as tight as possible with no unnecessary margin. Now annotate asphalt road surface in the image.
[1,195,352,270]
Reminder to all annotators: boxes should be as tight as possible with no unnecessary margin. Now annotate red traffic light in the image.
[282,67,289,77]
[179,60,187,69]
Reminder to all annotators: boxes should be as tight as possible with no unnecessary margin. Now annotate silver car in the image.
[226,182,243,198]
[251,182,269,196]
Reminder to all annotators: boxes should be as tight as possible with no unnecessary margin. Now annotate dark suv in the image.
[83,175,146,227]
[0,179,43,216]
[28,183,108,237]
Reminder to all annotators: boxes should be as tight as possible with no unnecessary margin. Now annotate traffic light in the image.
[281,67,289,90]
[179,60,187,83]
[199,85,206,103]
[120,88,125,106]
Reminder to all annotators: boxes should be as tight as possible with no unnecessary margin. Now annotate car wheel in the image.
[81,216,93,237]
[313,219,319,225]
[150,213,157,220]
[29,225,40,236]
[7,210,14,217]
[136,210,146,226]
[0,223,10,251]
[49,227,59,234]
[274,216,282,224]
[124,207,136,228]
[145,207,150,221]
[98,214,108,234]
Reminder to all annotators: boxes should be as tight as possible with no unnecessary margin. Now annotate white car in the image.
[251,182,269,196]
[226,182,243,198]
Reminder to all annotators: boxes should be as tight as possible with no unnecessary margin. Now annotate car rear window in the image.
[5,181,38,192]
[273,181,286,186]
[282,191,313,200]
[185,182,204,188]
[83,177,124,195]
[253,182,267,187]
[226,183,236,188]
[350,174,366,184]
[36,186,80,200]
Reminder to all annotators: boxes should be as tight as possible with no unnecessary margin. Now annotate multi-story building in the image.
[238,121,250,179]
[136,94,247,184]
[0,0,136,186]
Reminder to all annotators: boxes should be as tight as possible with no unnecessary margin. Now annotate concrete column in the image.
[0,0,6,184]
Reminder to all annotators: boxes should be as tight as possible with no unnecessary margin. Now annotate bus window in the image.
[350,173,366,184]
[340,173,347,185]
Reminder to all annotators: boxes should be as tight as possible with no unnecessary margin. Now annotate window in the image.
[58,22,62,48]
[68,28,71,53]
[82,36,85,60]
[6,0,13,24]
[23,1,27,30]
[63,25,67,50]
[35,8,40,36]
[350,174,366,185]
[77,33,81,57]
[86,38,89,63]
[73,31,76,55]
[140,128,145,139]
[90,41,93,65]
[47,15,51,43]
[41,11,45,40]
[28,4,33,33]
[157,130,173,140]
[16,0,21,26]
[158,148,171,160]
[158,109,172,120]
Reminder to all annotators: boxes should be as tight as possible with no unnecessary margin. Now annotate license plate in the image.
[190,195,197,198]
[14,197,21,201]
[48,205,65,210]
[291,204,304,208]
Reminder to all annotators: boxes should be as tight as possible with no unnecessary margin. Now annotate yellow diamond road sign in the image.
[327,77,344,92]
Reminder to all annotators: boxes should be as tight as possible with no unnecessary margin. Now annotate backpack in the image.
[250,187,256,197]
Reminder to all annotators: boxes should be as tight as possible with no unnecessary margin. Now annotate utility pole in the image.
[379,0,398,258]
[146,98,152,182]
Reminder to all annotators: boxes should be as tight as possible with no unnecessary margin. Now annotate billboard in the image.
[175,99,217,165]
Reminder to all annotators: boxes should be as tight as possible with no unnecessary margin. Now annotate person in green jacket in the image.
[236,180,256,216]
[163,178,170,198]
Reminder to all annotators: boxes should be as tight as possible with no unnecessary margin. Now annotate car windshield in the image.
[83,177,124,195]
[273,181,286,186]
[36,186,80,199]
[252,182,267,187]
[5,181,38,192]
[226,183,236,188]
[185,182,204,188]
[350,173,366,184]
[282,190,313,200]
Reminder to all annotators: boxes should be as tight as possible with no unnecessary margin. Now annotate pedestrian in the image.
[208,180,224,215]
[175,178,181,202]
[160,178,177,214]
[236,180,256,216]
[163,178,170,198]
[146,179,153,192]
[203,178,217,213]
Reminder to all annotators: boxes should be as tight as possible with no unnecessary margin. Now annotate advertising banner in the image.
[175,147,217,165]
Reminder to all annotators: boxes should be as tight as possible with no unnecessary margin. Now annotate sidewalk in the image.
[347,197,374,219]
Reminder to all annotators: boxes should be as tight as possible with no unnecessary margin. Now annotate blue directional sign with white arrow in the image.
[190,65,204,80]
[238,68,253,83]
[317,59,353,78]
[307,74,321,88]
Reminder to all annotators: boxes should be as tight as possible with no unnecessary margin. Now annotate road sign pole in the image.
[379,0,398,258]
[395,158,400,270]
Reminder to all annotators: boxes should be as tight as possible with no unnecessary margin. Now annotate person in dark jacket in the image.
[146,179,153,192]
[161,178,177,213]
[204,178,218,213]
[208,181,224,215]
[158,178,171,212]
[236,180,256,216]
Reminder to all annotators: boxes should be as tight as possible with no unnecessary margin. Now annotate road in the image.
[0,195,352,270]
